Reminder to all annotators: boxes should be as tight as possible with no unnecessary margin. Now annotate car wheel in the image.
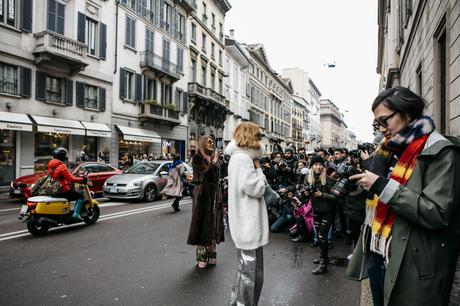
[143,184,157,202]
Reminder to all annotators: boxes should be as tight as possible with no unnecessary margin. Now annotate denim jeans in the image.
[313,224,332,242]
[270,214,293,232]
[368,252,385,306]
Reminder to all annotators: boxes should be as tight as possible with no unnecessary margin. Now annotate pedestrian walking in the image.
[161,154,186,212]
[347,87,460,306]
[225,122,268,306]
[187,135,224,269]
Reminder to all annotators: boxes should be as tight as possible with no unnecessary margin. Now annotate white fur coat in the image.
[225,141,269,250]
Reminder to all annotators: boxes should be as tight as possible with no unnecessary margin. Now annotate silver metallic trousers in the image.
[229,247,264,306]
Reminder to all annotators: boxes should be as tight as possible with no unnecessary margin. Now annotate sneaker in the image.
[347,253,353,260]
[290,236,304,242]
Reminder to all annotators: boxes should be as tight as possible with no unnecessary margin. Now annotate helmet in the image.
[52,147,69,162]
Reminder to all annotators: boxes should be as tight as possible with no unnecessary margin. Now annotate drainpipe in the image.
[114,0,119,74]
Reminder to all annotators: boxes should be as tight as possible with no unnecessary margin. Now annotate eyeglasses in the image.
[372,111,398,130]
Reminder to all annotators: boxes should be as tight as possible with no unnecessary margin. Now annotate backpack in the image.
[30,173,63,197]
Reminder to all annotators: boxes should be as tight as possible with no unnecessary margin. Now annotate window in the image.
[0,63,17,95]
[164,2,172,32]
[85,17,98,56]
[177,48,184,73]
[191,23,197,42]
[218,77,223,95]
[0,0,16,26]
[178,13,185,41]
[202,33,206,52]
[218,50,222,66]
[416,63,422,97]
[202,2,207,22]
[191,58,197,82]
[211,13,215,28]
[219,22,223,40]
[175,89,183,112]
[125,16,136,48]
[145,77,156,100]
[162,39,170,70]
[201,65,207,86]
[125,70,134,100]
[47,0,64,34]
[45,76,63,103]
[211,42,215,59]
[145,28,154,52]
[210,71,215,90]
[84,84,98,109]
[160,82,172,105]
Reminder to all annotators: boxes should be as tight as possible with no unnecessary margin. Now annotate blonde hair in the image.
[307,166,327,186]
[233,122,261,150]
[197,135,214,162]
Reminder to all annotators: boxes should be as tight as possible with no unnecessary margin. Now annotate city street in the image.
[0,197,360,306]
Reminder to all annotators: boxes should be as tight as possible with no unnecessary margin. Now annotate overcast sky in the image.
[225,0,380,143]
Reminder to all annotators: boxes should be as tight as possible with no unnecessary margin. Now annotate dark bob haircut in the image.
[371,87,425,121]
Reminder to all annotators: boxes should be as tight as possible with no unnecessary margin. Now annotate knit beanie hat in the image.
[310,155,324,167]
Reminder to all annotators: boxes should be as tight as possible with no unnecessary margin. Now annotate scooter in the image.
[18,183,100,236]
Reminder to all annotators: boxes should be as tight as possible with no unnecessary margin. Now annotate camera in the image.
[348,149,361,159]
[331,162,362,197]
[358,142,374,153]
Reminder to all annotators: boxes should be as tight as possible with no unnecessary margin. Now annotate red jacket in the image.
[48,159,84,193]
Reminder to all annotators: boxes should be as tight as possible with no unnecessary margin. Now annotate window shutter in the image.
[56,2,65,35]
[99,87,106,111]
[125,17,130,46]
[143,75,147,100]
[35,71,46,101]
[65,79,73,105]
[99,22,107,60]
[119,68,126,99]
[76,81,84,108]
[160,0,165,28]
[20,67,31,97]
[47,0,56,32]
[135,73,142,102]
[77,12,86,43]
[131,18,136,48]
[183,92,188,113]
[21,0,33,32]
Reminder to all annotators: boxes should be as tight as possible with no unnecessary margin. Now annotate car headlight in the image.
[127,182,141,188]
[103,181,108,187]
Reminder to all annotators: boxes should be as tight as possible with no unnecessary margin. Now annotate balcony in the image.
[188,82,229,109]
[33,30,88,73]
[139,102,181,126]
[175,0,196,12]
[140,51,181,81]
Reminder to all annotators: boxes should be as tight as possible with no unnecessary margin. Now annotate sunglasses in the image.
[372,111,398,130]
[207,140,214,145]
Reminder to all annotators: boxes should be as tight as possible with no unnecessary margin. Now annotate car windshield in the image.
[124,163,159,174]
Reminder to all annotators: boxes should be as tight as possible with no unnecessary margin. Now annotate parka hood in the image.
[225,140,264,160]
[47,159,64,171]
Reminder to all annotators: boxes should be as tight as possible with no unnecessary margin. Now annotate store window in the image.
[34,132,68,173]
[118,138,149,169]
[162,139,185,161]
[0,130,15,185]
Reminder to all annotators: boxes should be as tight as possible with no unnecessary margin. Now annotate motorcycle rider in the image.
[48,148,89,220]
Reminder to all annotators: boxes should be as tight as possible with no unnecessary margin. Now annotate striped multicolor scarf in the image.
[364,116,435,261]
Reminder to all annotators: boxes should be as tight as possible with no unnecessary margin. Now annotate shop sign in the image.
[163,141,172,147]
[37,125,85,135]
[87,130,111,137]
[124,135,161,143]
[0,122,32,131]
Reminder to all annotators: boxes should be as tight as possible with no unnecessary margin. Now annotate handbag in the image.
[264,182,280,207]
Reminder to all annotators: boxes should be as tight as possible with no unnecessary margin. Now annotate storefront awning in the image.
[31,115,85,135]
[80,121,112,137]
[116,125,161,143]
[0,111,33,131]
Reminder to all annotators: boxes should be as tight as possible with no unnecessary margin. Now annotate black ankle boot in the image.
[312,260,327,275]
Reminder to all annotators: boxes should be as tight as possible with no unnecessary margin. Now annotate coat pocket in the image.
[409,234,435,280]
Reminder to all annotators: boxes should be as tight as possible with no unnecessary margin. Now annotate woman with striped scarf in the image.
[346,87,460,306]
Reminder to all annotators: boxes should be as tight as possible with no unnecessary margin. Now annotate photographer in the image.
[270,186,295,233]
[307,155,337,275]
[283,148,298,171]
[289,187,315,242]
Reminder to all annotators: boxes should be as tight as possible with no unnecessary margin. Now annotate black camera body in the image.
[358,142,374,153]
[331,162,361,197]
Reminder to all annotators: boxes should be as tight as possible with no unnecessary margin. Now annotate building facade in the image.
[222,30,251,145]
[0,0,114,186]
[319,99,344,149]
[187,0,231,151]
[113,0,192,162]
[244,44,292,153]
[377,0,460,136]
[282,68,322,151]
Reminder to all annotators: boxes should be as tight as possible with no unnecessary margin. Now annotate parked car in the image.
[10,162,121,200]
[103,161,173,202]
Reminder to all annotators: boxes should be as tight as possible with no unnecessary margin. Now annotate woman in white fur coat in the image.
[226,122,269,306]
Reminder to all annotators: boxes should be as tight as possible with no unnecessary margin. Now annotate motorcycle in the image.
[18,183,100,236]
